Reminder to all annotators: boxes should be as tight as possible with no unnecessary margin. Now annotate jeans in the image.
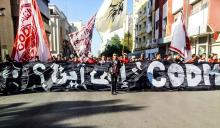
[111,75,118,94]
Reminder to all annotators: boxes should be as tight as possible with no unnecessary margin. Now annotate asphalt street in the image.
[0,91,220,128]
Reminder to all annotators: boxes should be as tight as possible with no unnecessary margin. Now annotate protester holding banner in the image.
[154,53,161,61]
[139,53,145,62]
[108,53,121,95]
[174,54,183,63]
[99,56,107,65]
[198,53,207,63]
[121,53,129,64]
[86,54,97,64]
[209,54,218,63]
[186,54,198,63]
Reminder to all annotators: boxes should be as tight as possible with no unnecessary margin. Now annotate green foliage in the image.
[101,35,130,57]
[122,32,133,51]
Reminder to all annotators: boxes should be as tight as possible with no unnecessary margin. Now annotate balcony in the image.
[146,7,152,18]
[188,7,208,36]
[188,25,207,36]
[146,23,152,33]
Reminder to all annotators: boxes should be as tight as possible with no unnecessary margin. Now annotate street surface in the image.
[0,91,220,128]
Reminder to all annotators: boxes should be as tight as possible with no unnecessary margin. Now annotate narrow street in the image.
[1,91,220,128]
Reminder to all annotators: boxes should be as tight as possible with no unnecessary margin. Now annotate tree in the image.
[101,35,130,57]
[122,32,133,52]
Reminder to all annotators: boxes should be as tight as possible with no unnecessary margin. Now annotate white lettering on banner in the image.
[79,66,87,90]
[90,70,109,85]
[2,69,9,79]
[168,63,185,87]
[51,63,77,85]
[120,64,129,88]
[185,64,202,87]
[136,62,142,70]
[147,61,166,87]
[131,62,143,78]
[33,63,47,89]
[12,70,19,78]
[3,67,20,79]
[120,64,126,82]
[203,64,220,86]
[80,66,85,84]
[2,65,21,87]
[203,64,212,86]
[3,61,220,93]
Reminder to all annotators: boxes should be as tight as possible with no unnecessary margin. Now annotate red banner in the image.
[12,0,51,62]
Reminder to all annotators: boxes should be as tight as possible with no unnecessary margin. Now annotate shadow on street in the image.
[0,99,145,128]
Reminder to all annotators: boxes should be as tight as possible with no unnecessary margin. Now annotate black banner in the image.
[1,61,220,94]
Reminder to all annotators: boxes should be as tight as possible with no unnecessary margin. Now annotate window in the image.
[143,7,146,14]
[139,25,142,31]
[143,21,146,28]
[143,36,146,42]
[199,36,207,44]
[191,0,208,15]
[155,21,159,30]
[139,11,142,15]
[136,24,138,30]
[50,9,54,15]
[163,19,167,30]
[139,38,142,44]
[191,1,202,14]
[201,2,208,9]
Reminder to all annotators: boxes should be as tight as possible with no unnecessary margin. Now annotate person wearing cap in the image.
[108,53,121,95]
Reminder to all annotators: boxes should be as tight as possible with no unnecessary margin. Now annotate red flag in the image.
[170,13,192,61]
[12,0,51,62]
[69,15,96,57]
[213,32,219,41]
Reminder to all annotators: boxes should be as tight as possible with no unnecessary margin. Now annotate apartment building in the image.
[154,0,220,57]
[187,0,220,57]
[133,0,220,58]
[49,5,74,57]
[133,0,157,58]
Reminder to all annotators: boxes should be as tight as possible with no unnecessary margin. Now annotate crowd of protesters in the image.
[47,52,220,64]
[1,52,220,64]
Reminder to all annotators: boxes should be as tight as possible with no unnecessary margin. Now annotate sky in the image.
[50,0,133,56]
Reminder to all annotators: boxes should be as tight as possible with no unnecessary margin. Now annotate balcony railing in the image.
[188,25,207,36]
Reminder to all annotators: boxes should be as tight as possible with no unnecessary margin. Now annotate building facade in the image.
[187,0,220,57]
[0,0,15,61]
[49,5,74,58]
[133,0,157,59]
[160,0,220,58]
[133,0,220,59]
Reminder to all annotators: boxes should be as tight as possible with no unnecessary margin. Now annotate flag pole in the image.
[122,0,128,55]
[95,23,104,56]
